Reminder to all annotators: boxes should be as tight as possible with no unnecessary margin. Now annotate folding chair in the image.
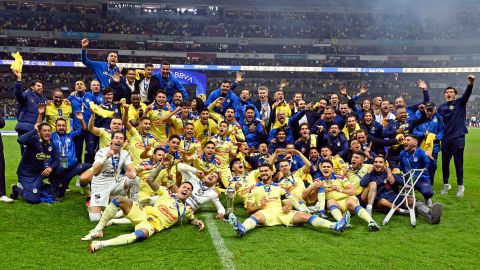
[382,168,426,227]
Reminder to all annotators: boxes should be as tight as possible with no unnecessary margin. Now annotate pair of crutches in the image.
[382,168,426,227]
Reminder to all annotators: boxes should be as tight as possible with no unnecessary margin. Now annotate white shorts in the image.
[90,176,128,207]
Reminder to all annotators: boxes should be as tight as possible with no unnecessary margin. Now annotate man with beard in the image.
[318,124,349,160]
[139,64,161,103]
[147,90,181,144]
[81,38,121,89]
[127,91,148,128]
[96,87,121,129]
[320,146,347,175]
[223,107,245,142]
[268,109,294,144]
[13,69,47,154]
[48,110,91,202]
[10,122,59,204]
[45,88,72,133]
[342,151,374,213]
[360,155,443,224]
[236,88,260,123]
[87,132,139,222]
[395,80,430,121]
[227,164,350,237]
[240,106,266,148]
[375,100,396,127]
[109,68,137,103]
[170,91,184,111]
[383,107,426,168]
[268,128,289,155]
[398,135,435,206]
[342,114,360,142]
[193,141,219,175]
[193,107,219,146]
[206,72,243,114]
[82,181,203,252]
[123,104,158,165]
[312,106,343,134]
[245,143,270,170]
[179,122,202,162]
[152,62,188,103]
[228,158,259,208]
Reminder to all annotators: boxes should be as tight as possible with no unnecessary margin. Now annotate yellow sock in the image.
[355,206,373,223]
[95,199,120,230]
[316,189,325,211]
[243,217,257,232]
[329,206,343,221]
[308,215,333,229]
[101,233,137,247]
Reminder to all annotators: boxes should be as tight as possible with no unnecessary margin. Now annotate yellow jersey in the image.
[127,128,158,165]
[45,102,72,132]
[210,134,235,168]
[136,161,170,201]
[247,183,287,212]
[179,135,201,157]
[98,128,112,148]
[127,103,148,124]
[147,109,173,144]
[193,118,219,146]
[277,167,310,198]
[144,186,195,232]
[345,164,373,195]
[228,170,258,203]
[324,175,350,201]
[171,115,195,135]
[192,154,219,174]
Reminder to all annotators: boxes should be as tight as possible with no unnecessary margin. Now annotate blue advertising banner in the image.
[170,69,207,96]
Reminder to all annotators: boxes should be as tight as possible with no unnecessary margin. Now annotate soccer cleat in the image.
[332,211,350,232]
[85,197,91,207]
[456,185,465,197]
[89,241,103,253]
[227,213,246,237]
[0,195,13,203]
[81,229,103,241]
[429,203,443,224]
[9,184,18,200]
[440,184,451,195]
[368,220,380,231]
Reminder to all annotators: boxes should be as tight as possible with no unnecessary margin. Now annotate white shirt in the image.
[139,78,150,102]
[178,163,225,215]
[92,147,133,185]
[375,112,396,126]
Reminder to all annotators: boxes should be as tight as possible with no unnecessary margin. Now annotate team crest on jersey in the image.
[371,127,376,132]
[48,146,52,152]
[337,142,340,146]
[66,138,70,143]
[115,109,119,113]
[413,157,418,162]
[58,109,63,116]
[86,99,90,102]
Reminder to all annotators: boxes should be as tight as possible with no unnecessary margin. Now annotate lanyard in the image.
[172,195,186,224]
[141,134,151,148]
[406,149,417,171]
[182,135,194,151]
[111,154,120,179]
[143,78,150,91]
[57,135,68,157]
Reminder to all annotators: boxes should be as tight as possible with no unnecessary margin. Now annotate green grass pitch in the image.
[0,127,479,270]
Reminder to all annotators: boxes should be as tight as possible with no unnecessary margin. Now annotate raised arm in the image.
[88,108,101,136]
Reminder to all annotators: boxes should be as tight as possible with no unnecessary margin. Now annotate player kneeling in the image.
[82,181,204,252]
[228,164,350,237]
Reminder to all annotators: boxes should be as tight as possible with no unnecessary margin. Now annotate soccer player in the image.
[294,123,318,157]
[178,122,202,162]
[227,164,350,237]
[192,141,219,175]
[12,69,47,154]
[96,87,122,129]
[147,90,181,144]
[193,107,219,146]
[224,107,245,142]
[177,163,225,219]
[319,146,347,174]
[45,88,72,132]
[210,121,237,187]
[126,91,148,128]
[342,151,374,214]
[123,104,158,164]
[438,75,475,196]
[322,160,380,231]
[136,147,169,204]
[81,38,120,89]
[0,115,12,203]
[228,158,259,208]
[82,182,204,252]
[10,123,59,204]
[88,131,139,221]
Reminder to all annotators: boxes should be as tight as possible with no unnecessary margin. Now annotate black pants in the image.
[441,137,465,186]
[0,140,5,196]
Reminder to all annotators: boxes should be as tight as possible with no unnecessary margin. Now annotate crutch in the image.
[382,169,425,227]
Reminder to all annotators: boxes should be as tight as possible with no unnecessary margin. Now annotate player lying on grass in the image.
[227,163,350,237]
[82,181,204,253]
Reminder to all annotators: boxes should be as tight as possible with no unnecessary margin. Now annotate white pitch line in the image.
[204,214,236,270]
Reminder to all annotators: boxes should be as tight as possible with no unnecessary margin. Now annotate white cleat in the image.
[89,241,103,253]
[440,184,451,195]
[81,229,103,241]
[456,185,465,197]
[0,195,14,203]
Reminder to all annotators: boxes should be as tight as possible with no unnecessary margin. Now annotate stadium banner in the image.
[2,59,480,73]
[274,54,308,60]
[61,32,100,38]
[170,69,208,96]
[326,55,360,61]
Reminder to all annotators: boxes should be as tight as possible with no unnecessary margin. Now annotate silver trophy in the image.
[225,186,236,217]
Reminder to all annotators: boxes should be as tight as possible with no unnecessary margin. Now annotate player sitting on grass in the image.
[322,160,381,231]
[82,180,204,253]
[227,163,350,237]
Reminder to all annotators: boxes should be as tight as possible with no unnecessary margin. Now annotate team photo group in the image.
[2,38,474,253]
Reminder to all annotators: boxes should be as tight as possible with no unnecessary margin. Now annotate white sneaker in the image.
[89,241,103,253]
[440,184,451,195]
[0,195,13,203]
[81,229,103,241]
[425,198,433,207]
[456,185,465,197]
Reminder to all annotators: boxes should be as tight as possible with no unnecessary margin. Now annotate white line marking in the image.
[204,214,236,270]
